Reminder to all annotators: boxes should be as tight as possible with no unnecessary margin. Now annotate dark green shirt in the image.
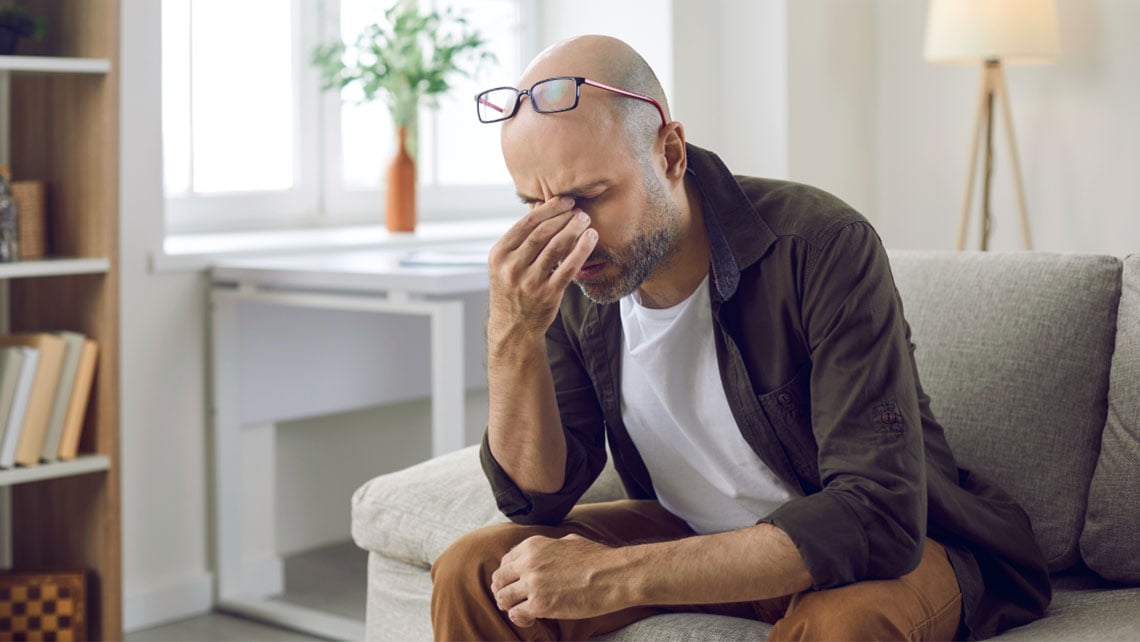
[481,144,1050,640]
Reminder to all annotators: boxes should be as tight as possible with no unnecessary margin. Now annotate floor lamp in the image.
[925,0,1060,250]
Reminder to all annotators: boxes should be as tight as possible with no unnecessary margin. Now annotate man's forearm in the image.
[614,523,814,608]
[486,331,567,493]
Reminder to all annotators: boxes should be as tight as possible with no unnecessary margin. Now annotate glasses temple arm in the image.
[581,79,668,127]
[476,95,505,113]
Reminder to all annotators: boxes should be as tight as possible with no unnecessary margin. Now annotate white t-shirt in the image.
[619,277,800,534]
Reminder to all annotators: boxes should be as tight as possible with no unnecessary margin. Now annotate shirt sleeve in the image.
[761,220,928,588]
[479,307,609,526]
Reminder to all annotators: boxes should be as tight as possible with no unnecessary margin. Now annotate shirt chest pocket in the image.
[757,363,822,490]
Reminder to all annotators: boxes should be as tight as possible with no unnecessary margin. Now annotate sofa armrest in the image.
[352,444,626,567]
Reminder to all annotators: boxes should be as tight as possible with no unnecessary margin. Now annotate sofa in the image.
[351,251,1140,641]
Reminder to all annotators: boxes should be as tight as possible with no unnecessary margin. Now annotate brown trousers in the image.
[431,500,962,641]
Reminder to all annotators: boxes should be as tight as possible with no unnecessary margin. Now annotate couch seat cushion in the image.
[595,613,772,642]
[352,444,625,565]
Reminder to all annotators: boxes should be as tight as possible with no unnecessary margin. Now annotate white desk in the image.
[209,245,492,640]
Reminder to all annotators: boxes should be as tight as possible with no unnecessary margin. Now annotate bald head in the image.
[512,35,670,157]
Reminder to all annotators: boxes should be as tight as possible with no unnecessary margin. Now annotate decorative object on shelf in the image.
[0,4,46,56]
[925,0,1060,251]
[0,570,87,641]
[11,180,46,259]
[312,1,494,233]
[0,165,19,262]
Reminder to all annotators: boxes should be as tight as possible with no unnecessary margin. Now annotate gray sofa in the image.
[352,251,1140,641]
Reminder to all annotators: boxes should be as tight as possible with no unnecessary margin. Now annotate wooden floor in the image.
[126,541,367,641]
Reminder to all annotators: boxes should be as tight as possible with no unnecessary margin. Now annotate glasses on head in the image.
[475,76,667,128]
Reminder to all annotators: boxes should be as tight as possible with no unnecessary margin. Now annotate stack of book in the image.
[0,332,99,468]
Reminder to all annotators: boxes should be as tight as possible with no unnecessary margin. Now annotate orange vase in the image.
[385,125,417,232]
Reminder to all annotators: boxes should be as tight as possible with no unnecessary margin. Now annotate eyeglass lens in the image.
[530,78,577,112]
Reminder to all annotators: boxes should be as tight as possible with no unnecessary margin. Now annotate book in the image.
[41,331,86,462]
[57,339,98,461]
[0,348,24,461]
[0,348,38,468]
[0,334,67,467]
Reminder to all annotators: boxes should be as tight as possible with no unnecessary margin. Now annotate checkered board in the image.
[0,572,85,642]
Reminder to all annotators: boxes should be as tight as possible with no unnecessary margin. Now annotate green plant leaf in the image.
[310,0,496,126]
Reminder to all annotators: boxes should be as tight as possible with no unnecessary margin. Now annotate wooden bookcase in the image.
[1,1,121,639]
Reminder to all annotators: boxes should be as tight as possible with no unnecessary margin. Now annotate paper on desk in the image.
[399,244,491,267]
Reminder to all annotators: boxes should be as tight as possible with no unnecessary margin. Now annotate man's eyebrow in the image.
[516,181,610,204]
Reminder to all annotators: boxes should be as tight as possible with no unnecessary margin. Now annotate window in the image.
[162,0,535,234]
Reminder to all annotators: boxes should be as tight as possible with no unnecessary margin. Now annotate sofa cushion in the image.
[887,251,1120,572]
[989,586,1140,640]
[1081,253,1140,583]
[352,444,625,566]
[352,445,507,567]
[595,613,772,641]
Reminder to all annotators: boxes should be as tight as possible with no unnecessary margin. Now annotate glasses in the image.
[475,76,667,127]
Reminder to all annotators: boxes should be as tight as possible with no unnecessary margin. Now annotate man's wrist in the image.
[607,542,656,610]
[487,323,547,360]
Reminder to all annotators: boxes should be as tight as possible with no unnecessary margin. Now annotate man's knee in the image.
[769,542,962,642]
[771,592,908,642]
[432,521,555,591]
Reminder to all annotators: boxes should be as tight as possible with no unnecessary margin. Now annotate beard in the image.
[573,169,683,304]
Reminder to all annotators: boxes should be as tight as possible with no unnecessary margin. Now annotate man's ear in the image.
[661,121,687,184]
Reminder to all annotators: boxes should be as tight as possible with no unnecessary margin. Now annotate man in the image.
[432,35,1050,641]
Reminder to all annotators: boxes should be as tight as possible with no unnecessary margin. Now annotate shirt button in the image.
[882,411,896,423]
[777,393,792,405]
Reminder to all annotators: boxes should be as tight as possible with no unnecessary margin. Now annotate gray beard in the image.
[574,176,682,305]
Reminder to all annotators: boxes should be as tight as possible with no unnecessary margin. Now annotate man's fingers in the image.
[490,564,520,594]
[551,228,599,288]
[493,581,527,612]
[495,196,575,254]
[508,602,537,628]
[514,210,579,268]
[534,210,592,272]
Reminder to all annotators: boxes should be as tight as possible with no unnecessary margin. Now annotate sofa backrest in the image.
[1081,253,1140,583]
[887,251,1121,573]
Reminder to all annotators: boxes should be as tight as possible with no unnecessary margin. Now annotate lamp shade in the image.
[925,0,1060,64]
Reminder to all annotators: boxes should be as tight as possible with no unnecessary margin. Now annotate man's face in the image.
[501,103,681,304]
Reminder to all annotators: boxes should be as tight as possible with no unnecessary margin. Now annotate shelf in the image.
[0,455,110,487]
[0,257,110,279]
[0,56,111,74]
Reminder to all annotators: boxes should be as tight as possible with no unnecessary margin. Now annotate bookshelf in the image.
[1,1,121,639]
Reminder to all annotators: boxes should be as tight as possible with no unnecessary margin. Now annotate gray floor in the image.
[126,541,367,641]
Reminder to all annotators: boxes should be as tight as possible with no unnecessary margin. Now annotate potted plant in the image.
[312,1,494,232]
[0,4,46,55]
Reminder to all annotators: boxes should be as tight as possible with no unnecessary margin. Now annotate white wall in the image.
[672,0,791,180]
[118,0,1140,632]
[119,0,215,625]
[787,0,876,217]
[871,0,1140,253]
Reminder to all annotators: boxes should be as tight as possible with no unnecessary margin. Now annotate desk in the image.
[209,245,491,640]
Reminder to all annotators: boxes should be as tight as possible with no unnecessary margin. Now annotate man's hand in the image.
[491,534,626,628]
[487,196,598,347]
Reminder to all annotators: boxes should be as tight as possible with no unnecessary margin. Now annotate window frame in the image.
[164,0,538,235]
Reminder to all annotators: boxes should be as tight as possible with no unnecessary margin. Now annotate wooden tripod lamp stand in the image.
[924,0,1060,251]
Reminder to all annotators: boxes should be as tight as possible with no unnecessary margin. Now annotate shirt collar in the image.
[684,143,777,302]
